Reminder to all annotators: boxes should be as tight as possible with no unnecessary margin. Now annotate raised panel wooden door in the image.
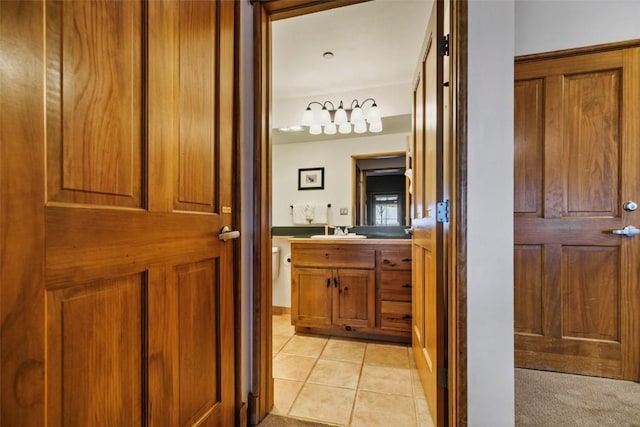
[514,46,640,380]
[0,1,238,425]
[291,268,333,327]
[332,269,375,328]
[411,1,446,425]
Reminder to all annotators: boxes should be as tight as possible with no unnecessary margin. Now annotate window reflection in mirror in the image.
[353,153,409,226]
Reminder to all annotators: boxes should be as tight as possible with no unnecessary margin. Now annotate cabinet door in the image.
[292,267,332,327]
[333,269,375,328]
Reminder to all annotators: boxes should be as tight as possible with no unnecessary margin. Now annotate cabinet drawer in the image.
[378,249,412,270]
[291,246,375,269]
[379,271,412,302]
[380,301,412,331]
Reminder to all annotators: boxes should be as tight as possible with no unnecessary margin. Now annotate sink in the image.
[310,234,367,239]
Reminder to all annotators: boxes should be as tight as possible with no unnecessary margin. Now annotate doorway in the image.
[269,2,425,424]
[251,1,469,425]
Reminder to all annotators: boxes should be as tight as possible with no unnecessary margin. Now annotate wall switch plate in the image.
[340,208,348,215]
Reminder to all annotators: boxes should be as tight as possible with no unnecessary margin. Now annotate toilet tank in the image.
[271,246,280,280]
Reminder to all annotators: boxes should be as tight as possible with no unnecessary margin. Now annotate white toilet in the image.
[271,246,280,280]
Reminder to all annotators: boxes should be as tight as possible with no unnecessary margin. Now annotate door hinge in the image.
[436,200,449,223]
[438,34,450,56]
[437,367,448,388]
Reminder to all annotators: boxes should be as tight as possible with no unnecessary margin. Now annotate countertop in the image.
[288,237,410,244]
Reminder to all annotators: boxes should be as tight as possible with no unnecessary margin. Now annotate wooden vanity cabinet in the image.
[290,240,411,343]
[291,244,375,328]
[291,267,375,328]
[378,248,413,332]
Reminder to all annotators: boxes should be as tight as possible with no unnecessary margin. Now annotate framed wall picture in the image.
[298,167,325,190]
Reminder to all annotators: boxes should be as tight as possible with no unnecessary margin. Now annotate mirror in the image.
[270,1,428,228]
[353,153,408,226]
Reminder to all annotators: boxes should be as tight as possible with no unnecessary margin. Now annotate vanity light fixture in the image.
[278,125,304,132]
[301,98,382,136]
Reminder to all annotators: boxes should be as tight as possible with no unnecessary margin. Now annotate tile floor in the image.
[272,313,435,427]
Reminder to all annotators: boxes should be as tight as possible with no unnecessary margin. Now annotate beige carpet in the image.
[516,368,640,426]
[258,414,333,426]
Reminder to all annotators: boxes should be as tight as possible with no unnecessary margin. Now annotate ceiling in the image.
[271,0,432,142]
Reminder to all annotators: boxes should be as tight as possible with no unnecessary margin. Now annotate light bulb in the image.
[369,121,382,133]
[319,108,332,126]
[350,106,364,123]
[353,121,367,133]
[302,107,314,126]
[309,124,322,135]
[324,123,337,135]
[334,107,348,125]
[366,103,381,123]
[338,122,351,134]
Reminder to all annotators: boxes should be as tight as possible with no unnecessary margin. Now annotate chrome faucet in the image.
[333,226,350,236]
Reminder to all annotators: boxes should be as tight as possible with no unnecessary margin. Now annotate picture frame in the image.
[298,167,325,190]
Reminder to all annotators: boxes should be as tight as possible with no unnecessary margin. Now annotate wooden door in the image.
[514,46,640,380]
[333,269,375,328]
[411,1,446,425]
[291,268,333,327]
[0,1,238,425]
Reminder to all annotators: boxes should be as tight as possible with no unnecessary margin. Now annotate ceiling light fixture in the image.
[301,98,382,136]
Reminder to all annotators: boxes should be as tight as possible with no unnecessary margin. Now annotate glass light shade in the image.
[334,107,348,125]
[353,121,367,133]
[366,103,381,123]
[319,108,332,126]
[350,106,365,123]
[302,107,314,126]
[309,124,322,135]
[338,122,351,134]
[369,120,383,133]
[324,123,337,135]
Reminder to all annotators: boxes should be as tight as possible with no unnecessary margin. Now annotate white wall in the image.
[467,1,515,425]
[515,0,640,56]
[272,133,408,226]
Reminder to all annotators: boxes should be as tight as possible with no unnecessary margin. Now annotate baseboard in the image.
[272,306,291,315]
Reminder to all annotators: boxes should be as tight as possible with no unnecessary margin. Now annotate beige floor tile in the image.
[320,338,366,363]
[351,390,417,427]
[415,397,435,427]
[273,314,295,337]
[408,346,417,368]
[307,358,362,389]
[272,379,304,415]
[273,354,317,381]
[358,364,413,396]
[280,334,328,358]
[289,383,356,426]
[364,342,411,368]
[411,368,426,398]
[273,335,292,355]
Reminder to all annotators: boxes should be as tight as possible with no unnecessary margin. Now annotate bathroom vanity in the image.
[290,239,412,343]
